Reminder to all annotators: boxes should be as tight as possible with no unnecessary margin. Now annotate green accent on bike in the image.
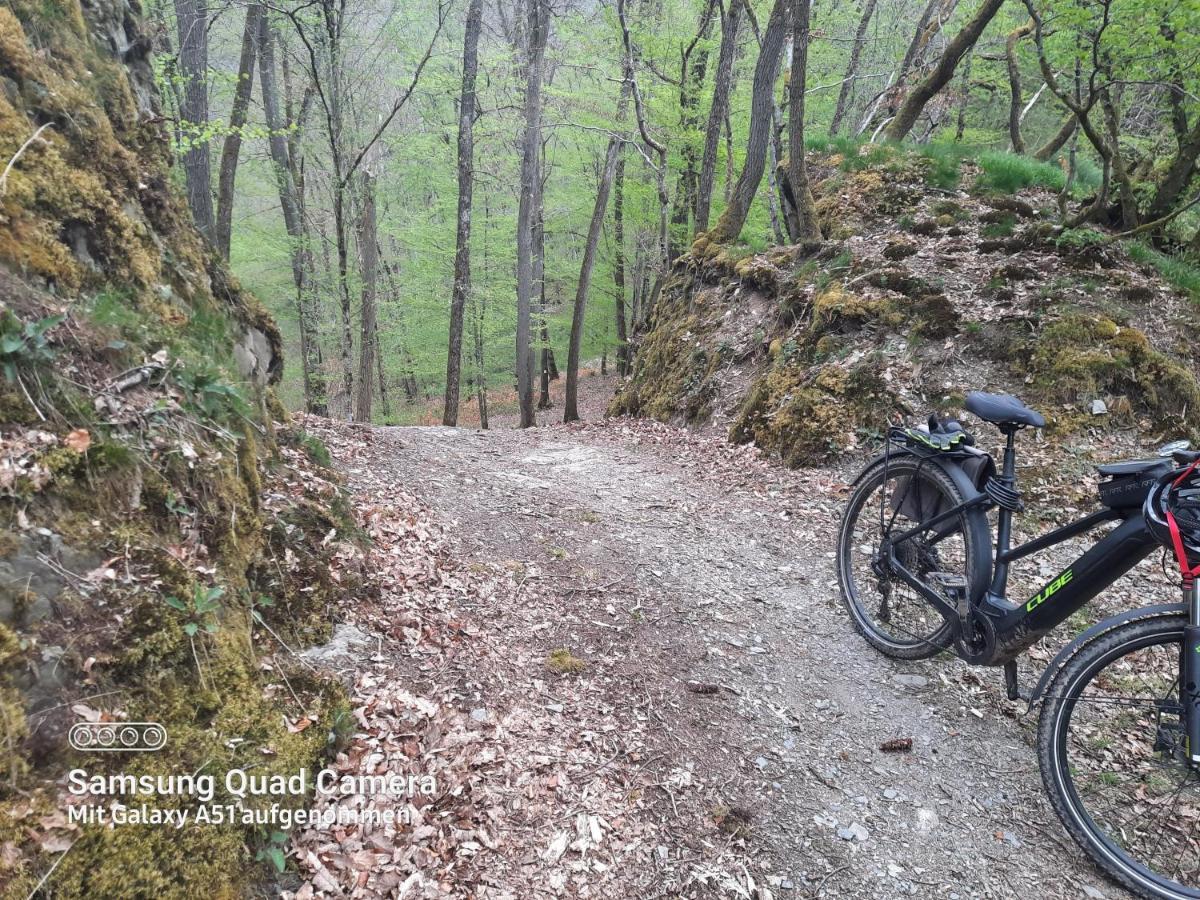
[1025,568,1074,613]
[903,427,967,452]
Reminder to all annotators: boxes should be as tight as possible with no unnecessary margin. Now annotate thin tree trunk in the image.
[785,0,820,243]
[613,157,629,376]
[707,0,787,244]
[535,150,554,410]
[472,291,489,428]
[443,0,483,425]
[723,112,734,202]
[1006,20,1033,153]
[174,0,215,240]
[696,0,742,233]
[830,0,877,136]
[898,0,941,81]
[955,46,973,141]
[516,0,547,428]
[258,15,325,414]
[884,0,1006,142]
[1033,112,1077,160]
[565,85,629,422]
[374,316,390,418]
[1146,114,1200,224]
[353,170,379,422]
[1100,88,1139,229]
[668,0,718,258]
[215,2,262,259]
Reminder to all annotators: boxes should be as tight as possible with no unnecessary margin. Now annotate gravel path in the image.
[375,420,1124,900]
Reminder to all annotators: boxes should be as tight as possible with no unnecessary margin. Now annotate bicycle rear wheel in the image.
[836,454,987,659]
[1038,613,1200,899]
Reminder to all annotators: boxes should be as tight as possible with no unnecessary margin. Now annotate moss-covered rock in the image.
[1020,313,1200,435]
[730,358,896,466]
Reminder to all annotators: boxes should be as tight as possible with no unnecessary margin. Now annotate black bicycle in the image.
[836,390,1200,899]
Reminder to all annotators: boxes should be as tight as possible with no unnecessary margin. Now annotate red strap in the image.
[1166,460,1200,583]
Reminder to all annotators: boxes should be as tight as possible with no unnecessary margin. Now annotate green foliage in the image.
[255,830,289,874]
[0,312,63,381]
[166,584,225,637]
[172,365,249,421]
[976,151,1069,193]
[916,142,968,190]
[1056,227,1106,251]
[296,430,333,467]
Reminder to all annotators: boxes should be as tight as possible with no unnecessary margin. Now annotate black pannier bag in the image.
[888,418,995,525]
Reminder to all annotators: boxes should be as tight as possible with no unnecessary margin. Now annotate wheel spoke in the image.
[1049,621,1199,893]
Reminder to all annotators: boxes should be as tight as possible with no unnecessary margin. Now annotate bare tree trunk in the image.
[174,0,215,240]
[374,316,390,418]
[472,291,489,428]
[785,0,821,243]
[443,0,483,426]
[535,152,554,411]
[215,2,262,259]
[565,84,629,422]
[613,157,630,376]
[617,0,670,328]
[884,0,1006,142]
[1006,20,1033,153]
[258,15,325,415]
[669,0,718,257]
[707,0,787,244]
[696,0,743,233]
[954,47,973,140]
[1033,112,1077,160]
[830,0,877,136]
[516,0,547,429]
[1146,114,1200,224]
[723,113,734,203]
[898,0,941,80]
[353,170,379,422]
[1100,88,1139,229]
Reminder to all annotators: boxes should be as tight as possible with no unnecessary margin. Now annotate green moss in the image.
[1021,313,1200,435]
[608,270,721,424]
[730,358,895,466]
[547,648,586,674]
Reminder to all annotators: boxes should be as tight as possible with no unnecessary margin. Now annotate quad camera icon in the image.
[69,722,167,752]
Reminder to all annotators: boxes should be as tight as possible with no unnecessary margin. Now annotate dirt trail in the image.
[368,420,1123,900]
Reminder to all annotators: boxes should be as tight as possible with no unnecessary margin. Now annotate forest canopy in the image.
[151,0,1200,424]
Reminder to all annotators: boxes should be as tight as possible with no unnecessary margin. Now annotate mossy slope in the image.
[611,145,1200,465]
[0,1,348,895]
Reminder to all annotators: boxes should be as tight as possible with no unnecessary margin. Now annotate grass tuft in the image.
[1127,242,1200,300]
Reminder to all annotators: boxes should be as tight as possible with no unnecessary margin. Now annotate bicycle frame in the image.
[882,429,1160,666]
[877,427,1200,771]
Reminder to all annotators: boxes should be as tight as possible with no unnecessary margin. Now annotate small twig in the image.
[809,864,849,898]
[1,123,52,197]
[26,840,73,900]
[14,373,45,422]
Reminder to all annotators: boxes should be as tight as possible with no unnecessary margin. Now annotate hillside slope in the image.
[0,1,353,894]
[611,147,1200,465]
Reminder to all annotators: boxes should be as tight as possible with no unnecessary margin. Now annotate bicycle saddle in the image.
[965,391,1046,429]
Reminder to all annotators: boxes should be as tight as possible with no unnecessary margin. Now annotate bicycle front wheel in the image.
[1038,613,1200,899]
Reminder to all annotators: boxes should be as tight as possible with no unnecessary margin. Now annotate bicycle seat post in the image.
[987,425,1020,603]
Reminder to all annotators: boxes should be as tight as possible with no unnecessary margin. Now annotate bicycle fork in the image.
[1185,579,1200,767]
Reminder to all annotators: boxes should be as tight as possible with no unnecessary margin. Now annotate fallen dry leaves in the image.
[286,416,778,898]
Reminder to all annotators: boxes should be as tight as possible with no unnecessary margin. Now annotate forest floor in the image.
[287,375,1158,899]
